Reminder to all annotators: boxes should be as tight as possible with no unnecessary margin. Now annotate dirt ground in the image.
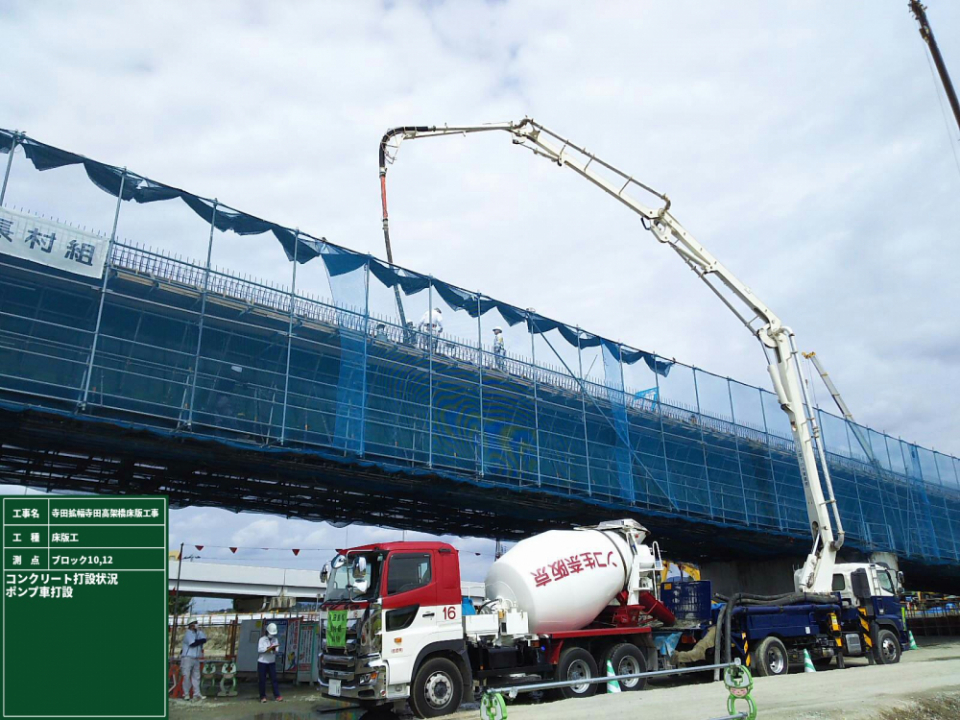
[169,636,960,720]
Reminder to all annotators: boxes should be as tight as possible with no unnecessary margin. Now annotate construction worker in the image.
[258,622,283,703]
[492,327,505,370]
[180,619,207,700]
[418,307,443,352]
[374,323,388,341]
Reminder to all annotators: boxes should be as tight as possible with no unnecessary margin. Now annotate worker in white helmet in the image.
[257,622,283,703]
[180,618,207,700]
[492,327,506,370]
[418,307,443,353]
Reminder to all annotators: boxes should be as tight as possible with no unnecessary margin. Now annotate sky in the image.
[1,1,958,602]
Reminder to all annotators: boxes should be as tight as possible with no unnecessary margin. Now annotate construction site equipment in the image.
[380,118,844,593]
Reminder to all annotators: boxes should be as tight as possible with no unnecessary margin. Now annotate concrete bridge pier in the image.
[698,557,802,598]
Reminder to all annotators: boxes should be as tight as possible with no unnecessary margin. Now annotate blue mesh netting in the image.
[2,126,959,569]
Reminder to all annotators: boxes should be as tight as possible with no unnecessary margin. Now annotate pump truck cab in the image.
[318,520,672,717]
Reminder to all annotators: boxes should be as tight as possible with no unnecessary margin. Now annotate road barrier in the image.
[480,661,754,720]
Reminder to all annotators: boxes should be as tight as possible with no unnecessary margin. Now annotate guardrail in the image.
[479,661,755,720]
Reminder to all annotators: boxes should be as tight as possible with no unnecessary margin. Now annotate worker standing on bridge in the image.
[418,307,443,353]
[258,623,283,703]
[492,327,505,370]
[180,619,207,701]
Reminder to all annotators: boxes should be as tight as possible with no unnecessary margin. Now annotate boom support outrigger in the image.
[379,118,845,592]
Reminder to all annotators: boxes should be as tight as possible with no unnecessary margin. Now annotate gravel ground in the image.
[169,636,960,720]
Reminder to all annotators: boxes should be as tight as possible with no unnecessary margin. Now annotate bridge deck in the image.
[1,232,958,590]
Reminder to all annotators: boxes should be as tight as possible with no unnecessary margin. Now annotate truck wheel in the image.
[410,657,463,718]
[554,647,598,700]
[751,637,788,677]
[600,643,648,691]
[875,629,901,665]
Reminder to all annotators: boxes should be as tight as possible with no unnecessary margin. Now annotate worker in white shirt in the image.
[180,619,207,700]
[258,623,283,703]
[492,327,505,370]
[418,307,443,352]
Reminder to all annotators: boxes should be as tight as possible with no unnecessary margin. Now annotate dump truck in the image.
[318,519,674,716]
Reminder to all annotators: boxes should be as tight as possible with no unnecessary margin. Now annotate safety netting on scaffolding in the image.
[1,127,959,565]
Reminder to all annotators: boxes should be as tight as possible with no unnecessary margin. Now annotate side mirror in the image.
[352,556,368,580]
[320,563,331,584]
[897,571,905,591]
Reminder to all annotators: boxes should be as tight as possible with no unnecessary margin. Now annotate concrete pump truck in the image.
[316,119,907,717]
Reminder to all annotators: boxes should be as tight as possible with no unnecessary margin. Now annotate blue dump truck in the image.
[656,564,908,676]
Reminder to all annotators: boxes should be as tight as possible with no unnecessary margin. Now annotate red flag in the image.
[195,545,204,551]
[292,549,300,556]
[229,547,238,554]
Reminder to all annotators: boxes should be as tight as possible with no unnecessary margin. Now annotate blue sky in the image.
[2,1,958,598]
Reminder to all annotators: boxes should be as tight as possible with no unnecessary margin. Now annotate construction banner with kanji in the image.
[0,206,109,279]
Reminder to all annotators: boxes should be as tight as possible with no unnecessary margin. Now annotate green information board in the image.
[1,496,168,719]
[326,610,347,649]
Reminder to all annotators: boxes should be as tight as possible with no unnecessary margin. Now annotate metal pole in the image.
[529,318,542,488]
[617,344,634,505]
[653,355,674,508]
[476,295,485,477]
[185,200,218,428]
[359,257,370,456]
[727,378,750,525]
[758,388,784,531]
[0,131,19,207]
[79,169,126,410]
[910,0,960,136]
[280,230,300,444]
[576,328,592,496]
[428,280,433,468]
[691,368,716,519]
[169,542,185,658]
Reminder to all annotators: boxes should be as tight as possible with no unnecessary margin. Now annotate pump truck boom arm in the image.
[379,118,845,592]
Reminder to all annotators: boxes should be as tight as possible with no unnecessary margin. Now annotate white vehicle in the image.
[319,520,674,717]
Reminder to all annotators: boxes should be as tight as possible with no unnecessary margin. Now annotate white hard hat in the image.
[266,622,278,635]
[493,327,502,333]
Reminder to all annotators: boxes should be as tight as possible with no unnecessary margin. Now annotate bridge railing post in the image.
[476,294,485,477]
[757,387,785,531]
[653,354,674,509]
[184,200,218,428]
[576,327,592,497]
[1,130,20,207]
[428,278,434,469]
[279,230,300,445]
[528,314,542,488]
[726,376,750,526]
[691,367,715,519]
[359,256,370,457]
[79,169,126,410]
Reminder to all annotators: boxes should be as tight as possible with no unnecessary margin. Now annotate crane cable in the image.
[922,39,960,181]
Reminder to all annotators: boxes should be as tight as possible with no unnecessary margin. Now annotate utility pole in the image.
[910,1,960,136]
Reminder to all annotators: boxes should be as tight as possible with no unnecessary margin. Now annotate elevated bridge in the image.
[1,129,958,591]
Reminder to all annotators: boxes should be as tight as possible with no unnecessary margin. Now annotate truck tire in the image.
[875,629,901,665]
[410,657,463,718]
[751,636,788,677]
[600,643,648,691]
[553,647,599,700]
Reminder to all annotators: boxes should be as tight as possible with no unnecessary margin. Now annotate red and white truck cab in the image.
[318,521,672,718]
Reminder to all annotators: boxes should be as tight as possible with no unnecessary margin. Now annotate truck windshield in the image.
[325,553,382,602]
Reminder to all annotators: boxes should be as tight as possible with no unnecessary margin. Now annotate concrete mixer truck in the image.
[317,519,676,717]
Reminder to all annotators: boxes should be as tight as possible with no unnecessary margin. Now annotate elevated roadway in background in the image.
[1,130,958,592]
[168,560,326,600]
